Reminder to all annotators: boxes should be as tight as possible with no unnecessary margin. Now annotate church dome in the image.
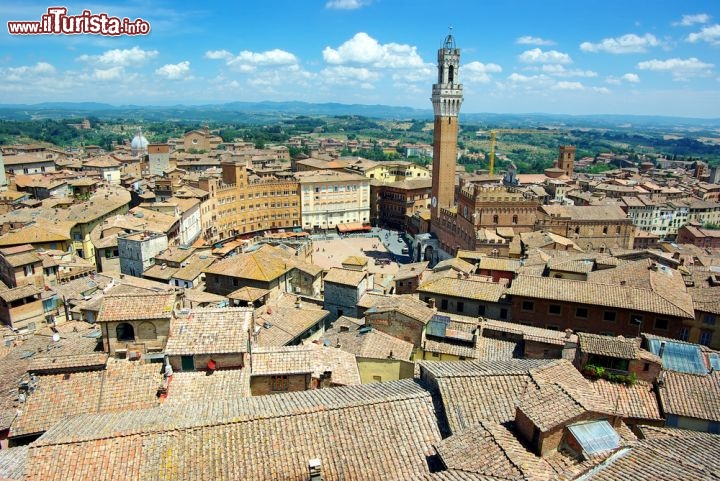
[131,130,149,150]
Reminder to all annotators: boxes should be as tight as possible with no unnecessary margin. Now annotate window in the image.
[493,214,499,224]
[700,331,712,346]
[654,318,669,330]
[603,311,616,322]
[456,301,464,313]
[705,314,716,325]
[679,326,690,341]
[522,301,534,312]
[116,322,135,341]
[478,305,486,316]
[271,375,289,392]
[548,304,562,315]
[372,375,382,382]
[440,299,448,310]
[643,363,650,371]
[512,215,518,225]
[500,308,508,319]
[23,264,34,276]
[576,307,589,319]
[432,352,440,358]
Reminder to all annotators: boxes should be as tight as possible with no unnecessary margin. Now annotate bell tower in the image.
[431,31,464,221]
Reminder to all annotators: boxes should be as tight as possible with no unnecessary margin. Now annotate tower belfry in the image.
[431,30,464,220]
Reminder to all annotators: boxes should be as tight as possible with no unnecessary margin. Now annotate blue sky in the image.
[1,0,719,117]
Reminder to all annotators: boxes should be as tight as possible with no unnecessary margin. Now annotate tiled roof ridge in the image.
[552,382,591,413]
[648,274,696,318]
[33,379,430,447]
[476,421,534,479]
[514,275,691,318]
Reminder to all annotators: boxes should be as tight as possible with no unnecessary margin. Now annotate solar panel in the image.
[647,339,708,375]
[568,420,620,455]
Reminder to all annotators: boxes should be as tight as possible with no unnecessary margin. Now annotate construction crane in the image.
[480,128,558,177]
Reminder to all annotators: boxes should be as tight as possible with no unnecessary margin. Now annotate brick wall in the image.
[365,311,424,347]
[510,296,687,340]
[250,373,310,396]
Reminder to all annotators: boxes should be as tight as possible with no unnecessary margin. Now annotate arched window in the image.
[512,215,518,225]
[493,215,499,224]
[448,65,454,83]
[138,322,157,340]
[116,323,135,342]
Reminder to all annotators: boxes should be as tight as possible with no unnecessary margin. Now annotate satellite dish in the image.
[52,333,61,342]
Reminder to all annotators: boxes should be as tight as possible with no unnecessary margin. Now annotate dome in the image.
[131,131,149,150]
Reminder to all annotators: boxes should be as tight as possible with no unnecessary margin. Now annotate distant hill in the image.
[0,101,718,130]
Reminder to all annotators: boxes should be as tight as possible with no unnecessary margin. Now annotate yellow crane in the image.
[481,128,558,177]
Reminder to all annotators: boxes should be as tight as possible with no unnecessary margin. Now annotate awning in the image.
[337,222,372,233]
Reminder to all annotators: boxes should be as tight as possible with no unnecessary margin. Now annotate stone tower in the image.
[431,32,464,221]
[558,145,576,177]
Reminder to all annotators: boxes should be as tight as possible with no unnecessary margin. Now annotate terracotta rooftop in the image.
[96,292,176,322]
[578,332,641,359]
[163,369,251,404]
[204,244,294,282]
[250,345,313,375]
[322,322,414,361]
[323,267,367,286]
[10,361,161,438]
[165,308,252,356]
[417,276,506,302]
[308,343,361,386]
[658,370,720,422]
[433,422,556,480]
[0,445,27,481]
[508,275,695,319]
[25,379,442,481]
[591,379,662,421]
[253,305,329,346]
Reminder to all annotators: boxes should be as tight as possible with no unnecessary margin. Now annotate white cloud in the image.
[463,61,502,83]
[518,48,572,64]
[592,87,611,94]
[92,66,123,81]
[77,46,158,67]
[206,48,299,72]
[673,14,710,27]
[554,81,584,91]
[516,36,555,46]
[322,32,425,68]
[155,61,191,80]
[325,0,370,9]
[540,64,597,77]
[204,50,232,60]
[637,57,714,80]
[503,73,554,90]
[687,24,720,45]
[321,66,379,85]
[580,33,660,53]
[622,73,640,83]
[3,62,56,81]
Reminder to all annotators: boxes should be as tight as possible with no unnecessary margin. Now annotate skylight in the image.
[647,338,707,375]
[567,420,620,455]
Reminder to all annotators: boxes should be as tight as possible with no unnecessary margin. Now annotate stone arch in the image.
[138,321,157,340]
[116,322,135,342]
[424,245,434,263]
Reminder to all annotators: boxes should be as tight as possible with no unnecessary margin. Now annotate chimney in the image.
[308,459,323,481]
[427,298,436,309]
